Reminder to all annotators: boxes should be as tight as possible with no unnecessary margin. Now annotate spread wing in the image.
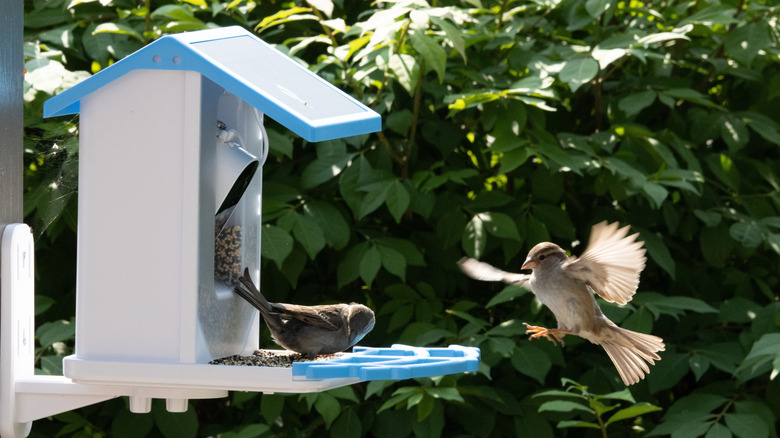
[457,257,531,289]
[562,221,646,305]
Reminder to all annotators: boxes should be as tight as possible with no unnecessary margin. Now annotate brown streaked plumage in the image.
[234,269,376,358]
[458,221,665,385]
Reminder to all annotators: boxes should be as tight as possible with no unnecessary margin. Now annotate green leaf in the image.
[739,111,780,145]
[35,295,55,316]
[331,410,362,437]
[39,355,64,376]
[678,5,740,27]
[365,380,395,400]
[605,403,662,426]
[720,114,749,154]
[485,320,526,338]
[700,223,733,268]
[255,7,317,33]
[646,350,689,393]
[619,90,656,117]
[374,238,425,266]
[736,333,780,381]
[636,292,718,319]
[689,354,711,381]
[313,393,340,429]
[430,16,466,62]
[265,128,293,158]
[642,182,669,208]
[694,209,722,227]
[278,210,326,259]
[303,201,350,250]
[386,180,410,223]
[636,228,676,278]
[729,221,763,248]
[705,423,733,438]
[426,387,465,403]
[462,214,487,259]
[415,393,435,422]
[261,394,285,424]
[377,244,407,281]
[585,0,610,18]
[37,320,75,348]
[151,4,196,20]
[706,154,740,192]
[724,22,771,66]
[360,245,382,288]
[477,211,521,240]
[698,343,742,375]
[300,143,353,189]
[538,400,593,414]
[558,58,599,92]
[556,420,601,429]
[307,0,334,17]
[724,413,769,438]
[511,343,551,384]
[153,401,198,438]
[531,204,574,240]
[261,224,294,267]
[486,285,529,308]
[634,31,690,46]
[386,110,413,136]
[409,28,447,82]
[112,408,154,438]
[600,388,636,403]
[661,88,718,108]
[592,47,627,69]
[93,22,144,41]
[358,180,392,219]
[280,246,307,289]
[378,387,419,413]
[389,53,419,95]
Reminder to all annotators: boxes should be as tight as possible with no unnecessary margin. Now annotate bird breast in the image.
[530,264,601,334]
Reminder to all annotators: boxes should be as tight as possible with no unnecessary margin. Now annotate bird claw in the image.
[523,323,566,346]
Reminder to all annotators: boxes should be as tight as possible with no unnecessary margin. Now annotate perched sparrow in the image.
[458,221,665,385]
[234,269,376,358]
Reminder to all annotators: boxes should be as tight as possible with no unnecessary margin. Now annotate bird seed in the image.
[215,225,242,285]
[209,350,342,367]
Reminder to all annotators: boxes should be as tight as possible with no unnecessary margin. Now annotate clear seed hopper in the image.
[0,27,479,438]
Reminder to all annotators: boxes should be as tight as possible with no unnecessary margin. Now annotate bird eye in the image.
[539,255,546,261]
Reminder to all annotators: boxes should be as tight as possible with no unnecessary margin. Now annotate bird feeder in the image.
[0,27,479,437]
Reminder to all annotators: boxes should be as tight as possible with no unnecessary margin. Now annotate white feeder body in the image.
[74,71,260,369]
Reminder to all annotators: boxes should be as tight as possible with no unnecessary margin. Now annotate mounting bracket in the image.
[0,224,227,438]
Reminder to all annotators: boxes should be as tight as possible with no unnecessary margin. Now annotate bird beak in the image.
[521,258,536,270]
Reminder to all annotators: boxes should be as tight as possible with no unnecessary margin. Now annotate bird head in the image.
[521,242,567,270]
[347,304,376,346]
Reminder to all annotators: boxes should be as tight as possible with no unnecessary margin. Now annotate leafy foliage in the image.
[22,0,780,436]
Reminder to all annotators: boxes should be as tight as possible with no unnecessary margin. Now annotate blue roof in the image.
[43,26,381,142]
[292,345,481,381]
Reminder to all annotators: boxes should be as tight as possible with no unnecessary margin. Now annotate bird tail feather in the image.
[234,268,273,313]
[601,326,665,385]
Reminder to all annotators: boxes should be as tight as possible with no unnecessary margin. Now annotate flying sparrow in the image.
[458,221,665,385]
[234,268,376,358]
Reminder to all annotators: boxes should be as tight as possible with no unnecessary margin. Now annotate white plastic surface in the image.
[1,224,229,436]
[74,71,258,368]
[1,224,35,437]
[62,353,359,394]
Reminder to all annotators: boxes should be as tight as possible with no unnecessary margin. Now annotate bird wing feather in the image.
[562,221,646,305]
[457,257,531,288]
[272,303,344,331]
